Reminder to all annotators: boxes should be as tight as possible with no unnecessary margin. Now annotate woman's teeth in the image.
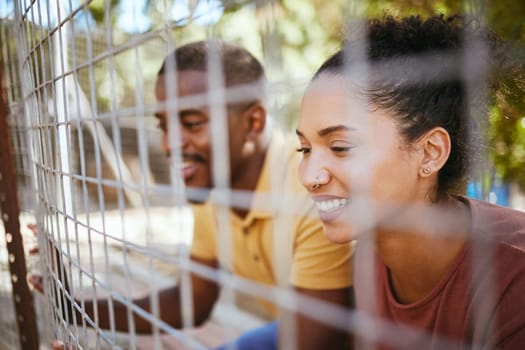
[315,198,348,212]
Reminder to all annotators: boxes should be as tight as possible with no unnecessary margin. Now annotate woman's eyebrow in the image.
[296,124,354,138]
[317,125,354,137]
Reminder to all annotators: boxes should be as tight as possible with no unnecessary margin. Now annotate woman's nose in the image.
[300,163,330,192]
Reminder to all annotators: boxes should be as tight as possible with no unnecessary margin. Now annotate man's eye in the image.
[296,147,311,154]
[183,120,206,130]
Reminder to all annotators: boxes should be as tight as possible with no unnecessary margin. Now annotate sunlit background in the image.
[1,0,524,349]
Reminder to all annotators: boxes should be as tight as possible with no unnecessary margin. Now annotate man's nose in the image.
[161,132,171,157]
[162,126,190,158]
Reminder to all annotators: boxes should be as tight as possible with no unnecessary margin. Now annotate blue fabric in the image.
[215,321,278,350]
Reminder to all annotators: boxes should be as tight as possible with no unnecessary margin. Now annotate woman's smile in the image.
[311,195,350,222]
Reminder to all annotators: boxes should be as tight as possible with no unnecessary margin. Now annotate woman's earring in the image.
[422,167,431,175]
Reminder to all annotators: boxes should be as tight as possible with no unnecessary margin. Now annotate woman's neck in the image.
[375,197,470,304]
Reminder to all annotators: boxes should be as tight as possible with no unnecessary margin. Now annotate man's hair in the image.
[158,39,267,105]
[314,14,510,198]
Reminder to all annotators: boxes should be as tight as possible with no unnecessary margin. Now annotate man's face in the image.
[154,70,245,191]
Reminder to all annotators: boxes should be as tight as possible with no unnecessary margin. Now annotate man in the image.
[34,40,354,349]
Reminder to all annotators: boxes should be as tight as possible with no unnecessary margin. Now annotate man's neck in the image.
[230,146,269,218]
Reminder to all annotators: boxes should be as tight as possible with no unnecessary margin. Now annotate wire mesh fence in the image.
[1,0,525,350]
[1,1,306,349]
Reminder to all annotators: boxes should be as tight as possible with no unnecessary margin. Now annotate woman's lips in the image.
[312,196,350,222]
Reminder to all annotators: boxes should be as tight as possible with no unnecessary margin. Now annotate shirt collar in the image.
[243,129,289,223]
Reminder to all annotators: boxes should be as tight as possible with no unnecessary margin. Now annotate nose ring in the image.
[312,177,321,190]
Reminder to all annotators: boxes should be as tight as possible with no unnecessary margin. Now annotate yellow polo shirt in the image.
[190,130,353,315]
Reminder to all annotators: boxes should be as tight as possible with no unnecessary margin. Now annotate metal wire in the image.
[1,0,519,350]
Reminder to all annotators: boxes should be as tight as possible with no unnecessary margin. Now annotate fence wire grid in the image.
[1,0,525,350]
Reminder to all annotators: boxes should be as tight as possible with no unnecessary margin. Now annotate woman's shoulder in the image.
[467,197,525,251]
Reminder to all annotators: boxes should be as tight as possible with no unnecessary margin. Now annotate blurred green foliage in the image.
[2,0,524,193]
[88,0,120,23]
[67,0,525,193]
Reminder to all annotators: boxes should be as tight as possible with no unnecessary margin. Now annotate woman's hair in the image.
[314,15,507,198]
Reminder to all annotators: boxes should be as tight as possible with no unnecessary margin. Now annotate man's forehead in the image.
[156,71,212,111]
[154,99,210,116]
[157,70,210,94]
[155,70,250,113]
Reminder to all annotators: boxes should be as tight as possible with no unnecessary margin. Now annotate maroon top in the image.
[355,198,525,349]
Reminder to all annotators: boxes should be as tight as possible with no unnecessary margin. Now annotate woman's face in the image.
[296,76,423,243]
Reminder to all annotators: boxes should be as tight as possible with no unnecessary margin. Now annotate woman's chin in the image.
[322,223,353,244]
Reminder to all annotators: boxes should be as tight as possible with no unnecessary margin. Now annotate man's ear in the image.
[243,103,266,135]
[418,127,451,177]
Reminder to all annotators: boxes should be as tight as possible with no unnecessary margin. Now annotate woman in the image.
[296,15,525,349]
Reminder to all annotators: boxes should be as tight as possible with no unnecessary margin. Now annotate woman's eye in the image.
[331,146,352,152]
[296,147,311,154]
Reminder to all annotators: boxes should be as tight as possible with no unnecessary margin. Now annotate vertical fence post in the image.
[0,64,40,349]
